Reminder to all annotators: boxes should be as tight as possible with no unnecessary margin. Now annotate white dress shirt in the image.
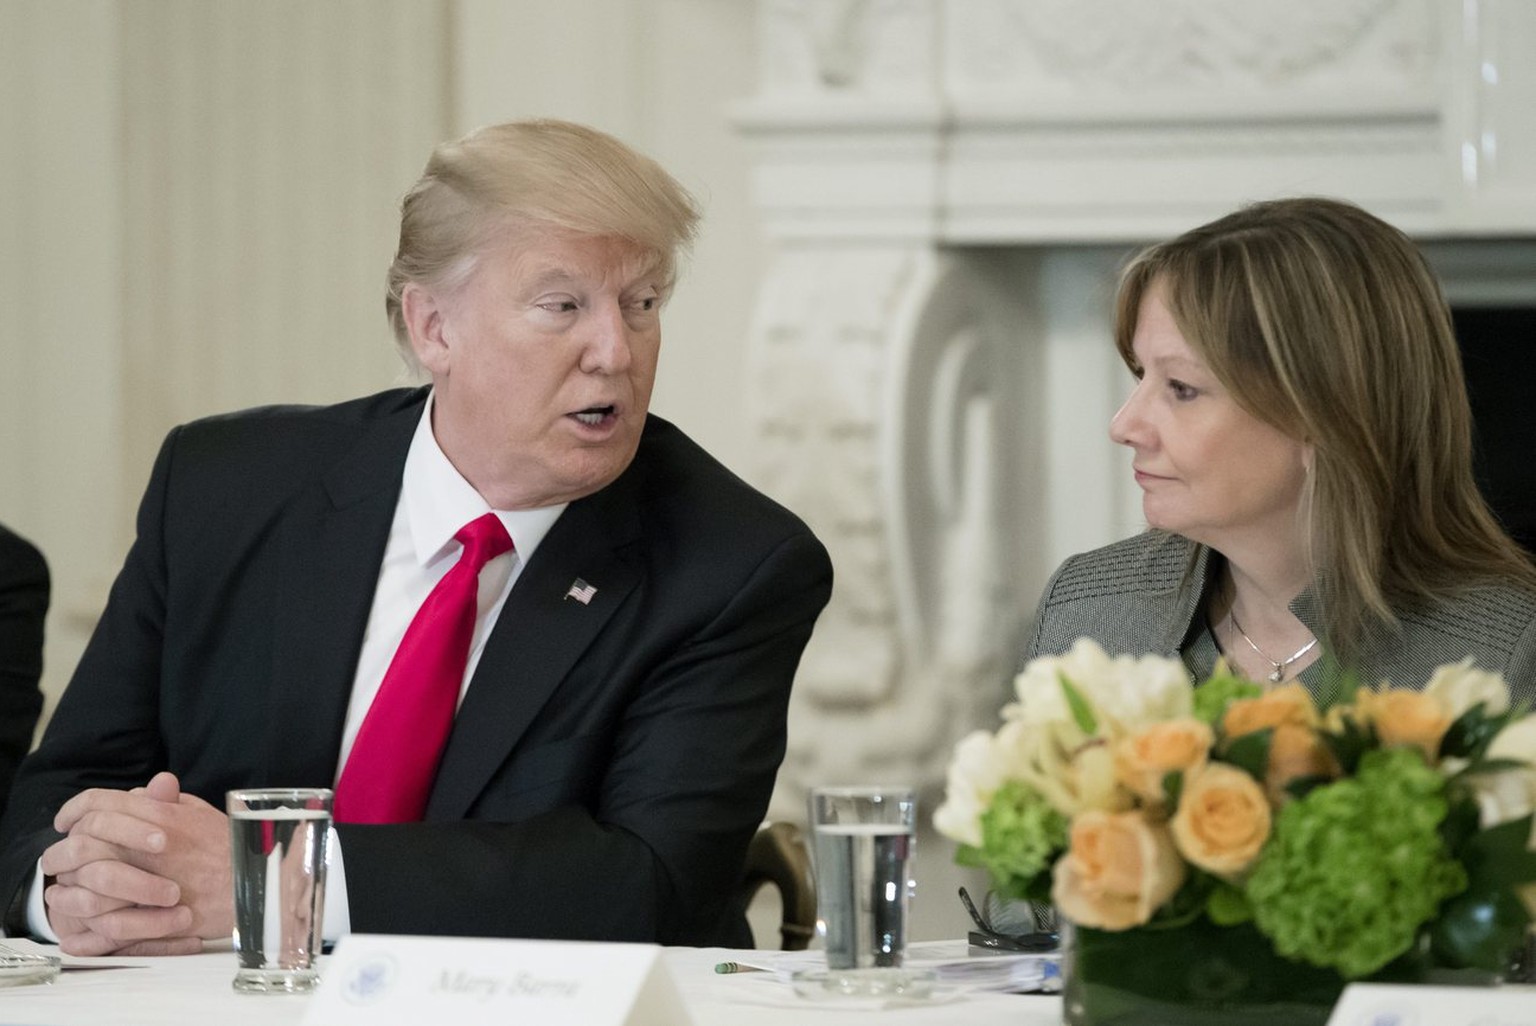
[29,393,566,943]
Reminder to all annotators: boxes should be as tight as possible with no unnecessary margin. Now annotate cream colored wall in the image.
[450,0,764,472]
[3,0,130,727]
[1,0,764,732]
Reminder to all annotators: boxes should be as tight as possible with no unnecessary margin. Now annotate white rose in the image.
[1474,714,1536,917]
[934,729,1006,847]
[1097,651,1194,734]
[1007,720,1132,818]
[1474,714,1536,827]
[1423,658,1511,720]
[1008,639,1191,741]
[1009,639,1116,729]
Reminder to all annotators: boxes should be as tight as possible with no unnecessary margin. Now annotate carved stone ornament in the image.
[759,0,935,95]
[948,0,1434,93]
[750,245,1030,798]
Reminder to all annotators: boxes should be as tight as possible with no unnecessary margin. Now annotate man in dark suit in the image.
[0,523,47,820]
[0,120,832,956]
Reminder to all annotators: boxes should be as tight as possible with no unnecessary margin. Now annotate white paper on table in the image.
[1326,982,1536,1025]
[739,939,1061,993]
[302,934,693,1026]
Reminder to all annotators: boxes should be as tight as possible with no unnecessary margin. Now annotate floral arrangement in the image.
[935,639,1536,979]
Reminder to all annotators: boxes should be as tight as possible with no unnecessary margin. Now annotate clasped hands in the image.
[39,771,232,956]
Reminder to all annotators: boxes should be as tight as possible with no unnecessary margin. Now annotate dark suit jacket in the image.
[0,388,832,946]
[0,525,47,820]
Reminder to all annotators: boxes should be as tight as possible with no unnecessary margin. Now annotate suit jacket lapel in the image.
[266,397,422,786]
[427,465,645,820]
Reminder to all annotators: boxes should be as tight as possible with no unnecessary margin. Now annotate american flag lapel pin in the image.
[564,578,598,605]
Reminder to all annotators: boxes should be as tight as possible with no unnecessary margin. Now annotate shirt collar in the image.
[402,391,567,566]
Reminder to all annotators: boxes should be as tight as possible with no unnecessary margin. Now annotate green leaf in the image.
[1221,728,1273,781]
[1282,773,1333,800]
[1020,871,1055,904]
[1058,672,1098,735]
[1455,758,1532,779]
[1439,798,1483,858]
[1440,702,1512,762]
[1461,814,1536,891]
[1162,770,1184,809]
[1143,873,1215,931]
[1320,712,1374,776]
[1430,887,1533,972]
[1206,884,1253,926]
[1191,672,1262,724]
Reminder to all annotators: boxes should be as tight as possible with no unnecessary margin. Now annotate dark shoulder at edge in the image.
[174,387,425,441]
[0,524,45,570]
[162,388,425,473]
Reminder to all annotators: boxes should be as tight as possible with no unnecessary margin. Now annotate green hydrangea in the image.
[963,780,1069,899]
[1190,671,1262,725]
[1246,747,1467,978]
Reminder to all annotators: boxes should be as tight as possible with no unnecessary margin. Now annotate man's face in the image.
[409,229,667,509]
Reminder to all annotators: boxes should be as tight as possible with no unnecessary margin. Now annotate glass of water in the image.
[804,786,930,997]
[226,788,332,994]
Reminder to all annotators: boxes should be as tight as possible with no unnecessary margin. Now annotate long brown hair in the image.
[1114,197,1536,657]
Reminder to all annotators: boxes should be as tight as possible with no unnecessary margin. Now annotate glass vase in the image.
[1062,918,1496,1026]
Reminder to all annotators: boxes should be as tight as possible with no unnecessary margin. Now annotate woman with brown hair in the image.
[1025,197,1536,702]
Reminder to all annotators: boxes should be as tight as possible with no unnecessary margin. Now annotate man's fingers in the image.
[55,788,170,835]
[42,881,136,919]
[57,928,201,959]
[61,808,168,855]
[56,930,125,958]
[42,828,169,880]
[52,902,194,953]
[107,935,204,957]
[46,859,180,908]
[142,772,182,805]
[40,834,123,878]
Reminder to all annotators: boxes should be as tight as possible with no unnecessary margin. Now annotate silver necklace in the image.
[1228,608,1318,684]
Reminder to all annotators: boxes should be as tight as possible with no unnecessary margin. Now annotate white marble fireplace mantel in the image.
[735,0,1536,815]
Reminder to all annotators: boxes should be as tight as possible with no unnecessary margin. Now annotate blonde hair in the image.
[385,119,700,370]
[1114,197,1536,658]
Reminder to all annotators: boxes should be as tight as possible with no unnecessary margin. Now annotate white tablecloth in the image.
[0,940,1063,1026]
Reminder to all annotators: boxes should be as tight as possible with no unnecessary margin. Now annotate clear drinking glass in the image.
[226,788,332,994]
[801,785,932,997]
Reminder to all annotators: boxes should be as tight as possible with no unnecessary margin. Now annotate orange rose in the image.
[1170,763,1271,878]
[1114,719,1214,804]
[1355,689,1452,762]
[1265,722,1339,800]
[1051,810,1187,930]
[1222,684,1317,738]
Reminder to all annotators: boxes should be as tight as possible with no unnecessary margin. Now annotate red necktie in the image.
[333,513,513,823]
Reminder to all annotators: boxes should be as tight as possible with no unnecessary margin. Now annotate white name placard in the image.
[302,934,693,1026]
[1327,983,1536,1026]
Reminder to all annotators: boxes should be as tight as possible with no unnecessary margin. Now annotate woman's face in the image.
[1109,282,1311,554]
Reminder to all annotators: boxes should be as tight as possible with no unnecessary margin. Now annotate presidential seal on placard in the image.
[342,953,399,1006]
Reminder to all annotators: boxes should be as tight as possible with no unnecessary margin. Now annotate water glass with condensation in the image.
[808,786,918,973]
[226,788,332,994]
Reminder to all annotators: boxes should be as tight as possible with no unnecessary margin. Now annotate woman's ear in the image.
[402,282,451,376]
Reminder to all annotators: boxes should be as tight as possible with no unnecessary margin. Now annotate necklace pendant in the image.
[1267,665,1285,683]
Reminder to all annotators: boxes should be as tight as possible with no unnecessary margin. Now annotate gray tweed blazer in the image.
[1023,531,1536,707]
